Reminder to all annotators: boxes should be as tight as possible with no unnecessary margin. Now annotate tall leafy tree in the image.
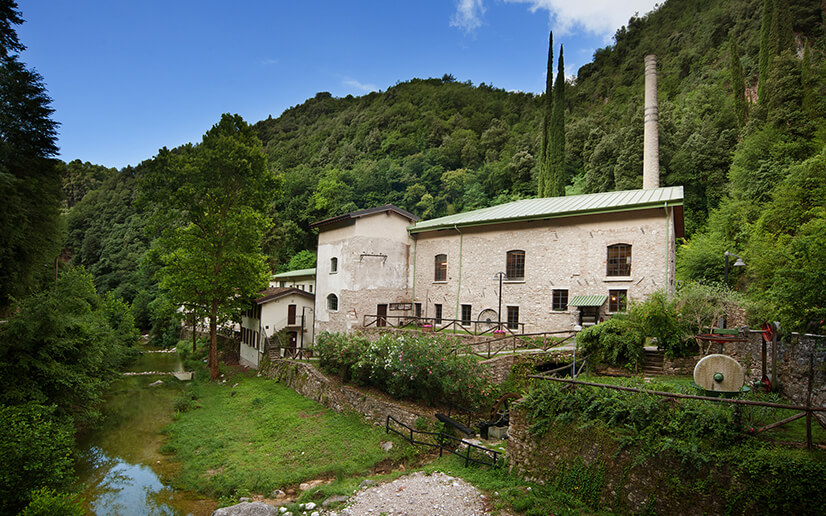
[0,0,62,312]
[729,34,747,130]
[538,30,553,197]
[142,114,277,380]
[757,0,774,105]
[548,45,566,197]
[0,0,24,60]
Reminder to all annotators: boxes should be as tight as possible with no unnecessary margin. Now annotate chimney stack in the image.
[643,54,659,189]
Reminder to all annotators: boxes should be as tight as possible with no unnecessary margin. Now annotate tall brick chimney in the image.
[643,54,659,190]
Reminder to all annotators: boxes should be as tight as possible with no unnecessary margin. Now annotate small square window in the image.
[461,304,472,325]
[552,289,568,311]
[608,290,627,312]
[507,306,519,329]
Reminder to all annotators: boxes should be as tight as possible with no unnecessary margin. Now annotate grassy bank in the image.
[161,369,410,499]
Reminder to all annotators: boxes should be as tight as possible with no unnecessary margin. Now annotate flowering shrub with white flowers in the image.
[314,331,493,410]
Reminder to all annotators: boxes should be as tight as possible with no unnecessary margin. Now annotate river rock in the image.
[211,501,278,516]
[322,495,349,506]
[380,441,393,452]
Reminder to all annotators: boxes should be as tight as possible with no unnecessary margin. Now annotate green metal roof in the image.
[271,268,315,279]
[409,186,683,233]
[568,295,608,307]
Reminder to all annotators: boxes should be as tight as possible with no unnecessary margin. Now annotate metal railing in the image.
[528,375,826,450]
[363,314,525,336]
[386,415,502,468]
[462,330,577,359]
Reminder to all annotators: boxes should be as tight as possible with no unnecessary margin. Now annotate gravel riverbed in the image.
[338,471,491,516]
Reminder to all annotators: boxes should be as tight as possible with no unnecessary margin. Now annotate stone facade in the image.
[314,208,415,335]
[411,208,677,333]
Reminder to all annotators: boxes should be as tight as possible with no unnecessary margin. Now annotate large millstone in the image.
[694,354,745,393]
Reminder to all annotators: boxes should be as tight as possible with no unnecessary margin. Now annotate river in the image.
[76,350,218,515]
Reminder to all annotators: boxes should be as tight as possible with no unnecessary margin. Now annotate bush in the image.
[577,315,645,371]
[630,291,695,358]
[315,332,493,410]
[0,404,75,514]
[20,488,84,516]
[520,381,736,466]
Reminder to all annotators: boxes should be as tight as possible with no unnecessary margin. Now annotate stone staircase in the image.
[641,349,665,375]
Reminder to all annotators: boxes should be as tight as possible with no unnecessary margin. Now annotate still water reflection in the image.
[77,350,216,515]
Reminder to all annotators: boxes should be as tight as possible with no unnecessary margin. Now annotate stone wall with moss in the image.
[262,359,434,429]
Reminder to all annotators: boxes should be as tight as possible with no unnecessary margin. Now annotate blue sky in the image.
[17,1,659,170]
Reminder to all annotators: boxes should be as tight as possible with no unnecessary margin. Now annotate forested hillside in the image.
[63,0,826,333]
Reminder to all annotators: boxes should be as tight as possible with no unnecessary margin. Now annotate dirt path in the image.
[335,471,492,516]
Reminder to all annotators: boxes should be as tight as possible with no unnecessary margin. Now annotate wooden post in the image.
[807,353,814,450]
[761,337,767,378]
[771,325,778,391]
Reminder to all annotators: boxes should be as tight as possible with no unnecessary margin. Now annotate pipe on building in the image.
[454,225,463,321]
[410,235,417,307]
[664,201,671,297]
[643,54,660,190]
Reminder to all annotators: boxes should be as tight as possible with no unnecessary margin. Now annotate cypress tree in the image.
[549,45,566,197]
[729,34,748,129]
[770,0,793,55]
[539,30,553,197]
[757,0,774,104]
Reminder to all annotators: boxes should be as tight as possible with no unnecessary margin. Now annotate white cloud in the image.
[261,58,279,66]
[343,78,378,93]
[455,0,659,40]
[450,0,485,32]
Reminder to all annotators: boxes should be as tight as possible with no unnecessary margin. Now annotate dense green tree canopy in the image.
[142,114,277,379]
[0,2,62,311]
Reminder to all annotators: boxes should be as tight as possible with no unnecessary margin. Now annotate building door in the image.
[377,304,387,327]
[286,331,297,357]
[580,306,599,326]
[288,304,296,325]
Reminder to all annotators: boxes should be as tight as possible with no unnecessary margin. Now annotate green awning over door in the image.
[568,295,608,307]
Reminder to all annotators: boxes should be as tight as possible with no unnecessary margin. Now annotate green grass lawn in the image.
[161,372,410,498]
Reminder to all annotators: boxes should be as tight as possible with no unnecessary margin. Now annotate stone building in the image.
[311,205,418,334]
[312,186,684,335]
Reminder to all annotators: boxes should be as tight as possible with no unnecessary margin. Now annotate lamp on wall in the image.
[724,251,745,288]
[721,251,745,328]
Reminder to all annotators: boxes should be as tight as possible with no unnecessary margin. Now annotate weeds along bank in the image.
[509,380,826,515]
[164,344,412,503]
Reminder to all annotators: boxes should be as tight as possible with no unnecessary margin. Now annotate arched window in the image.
[506,250,525,280]
[327,293,338,311]
[607,244,632,276]
[330,257,338,273]
[434,254,447,281]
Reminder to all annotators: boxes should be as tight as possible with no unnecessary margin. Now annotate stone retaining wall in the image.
[480,350,576,383]
[507,405,729,515]
[262,359,433,429]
